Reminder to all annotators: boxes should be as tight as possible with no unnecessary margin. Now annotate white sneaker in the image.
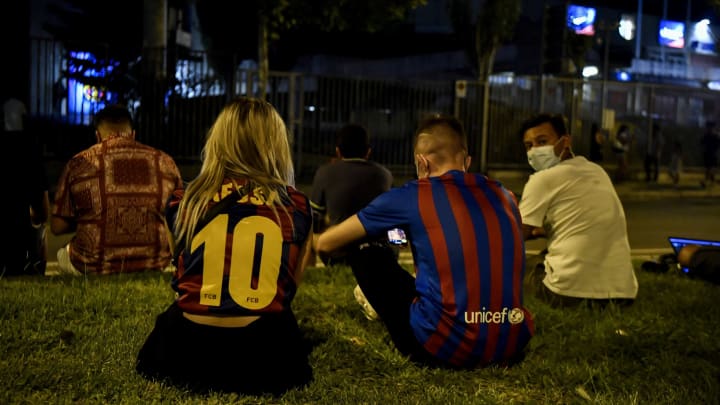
[56,246,81,276]
[353,285,379,321]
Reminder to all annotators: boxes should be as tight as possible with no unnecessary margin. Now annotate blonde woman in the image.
[136,97,313,395]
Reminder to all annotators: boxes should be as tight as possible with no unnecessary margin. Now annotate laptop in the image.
[668,236,720,273]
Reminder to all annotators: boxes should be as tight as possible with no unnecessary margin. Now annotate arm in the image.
[316,214,367,255]
[296,229,314,284]
[30,191,50,227]
[50,215,76,235]
[522,223,546,241]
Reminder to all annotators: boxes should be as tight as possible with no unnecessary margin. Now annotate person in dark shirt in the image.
[309,123,393,265]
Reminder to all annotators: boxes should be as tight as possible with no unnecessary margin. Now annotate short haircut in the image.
[518,113,568,139]
[414,113,468,152]
[336,124,370,158]
[93,104,133,129]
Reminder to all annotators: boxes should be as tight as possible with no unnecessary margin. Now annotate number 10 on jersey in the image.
[191,214,283,310]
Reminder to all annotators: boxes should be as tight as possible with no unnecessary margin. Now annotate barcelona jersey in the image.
[357,170,534,367]
[168,180,312,316]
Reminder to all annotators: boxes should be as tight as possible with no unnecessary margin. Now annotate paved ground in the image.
[486,167,720,202]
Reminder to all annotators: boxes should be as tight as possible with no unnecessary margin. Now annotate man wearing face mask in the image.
[518,113,638,308]
[316,114,534,369]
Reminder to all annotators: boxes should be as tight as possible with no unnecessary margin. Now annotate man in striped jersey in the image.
[317,114,534,369]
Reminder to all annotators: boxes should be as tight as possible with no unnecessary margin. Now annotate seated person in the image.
[50,104,183,274]
[136,97,313,395]
[518,113,638,308]
[678,245,720,285]
[309,123,393,266]
[1,124,50,276]
[317,114,534,369]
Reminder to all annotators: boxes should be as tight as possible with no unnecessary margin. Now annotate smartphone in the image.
[387,228,408,246]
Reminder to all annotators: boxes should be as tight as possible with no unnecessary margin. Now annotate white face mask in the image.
[527,143,561,172]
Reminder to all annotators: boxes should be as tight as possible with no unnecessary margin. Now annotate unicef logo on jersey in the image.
[464,307,525,324]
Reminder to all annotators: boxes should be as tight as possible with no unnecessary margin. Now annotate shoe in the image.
[353,285,379,321]
[56,247,81,276]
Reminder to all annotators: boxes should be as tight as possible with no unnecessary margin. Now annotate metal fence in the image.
[28,40,720,182]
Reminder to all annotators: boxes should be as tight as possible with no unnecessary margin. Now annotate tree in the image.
[566,31,594,78]
[474,0,520,82]
[448,0,521,82]
[196,0,428,99]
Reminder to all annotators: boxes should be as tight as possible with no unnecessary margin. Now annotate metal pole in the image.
[480,81,490,174]
[635,0,643,59]
[601,23,610,117]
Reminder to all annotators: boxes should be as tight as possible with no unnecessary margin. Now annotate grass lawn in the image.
[1,261,719,404]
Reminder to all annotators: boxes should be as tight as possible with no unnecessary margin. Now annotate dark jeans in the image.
[136,303,312,396]
[524,254,634,309]
[345,245,450,368]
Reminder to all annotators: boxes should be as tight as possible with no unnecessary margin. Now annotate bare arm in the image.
[296,229,315,283]
[50,215,76,235]
[522,223,546,241]
[30,191,50,227]
[316,214,367,255]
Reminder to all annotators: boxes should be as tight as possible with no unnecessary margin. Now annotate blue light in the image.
[616,71,631,82]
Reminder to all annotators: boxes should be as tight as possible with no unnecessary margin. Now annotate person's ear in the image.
[95,130,102,143]
[464,155,472,172]
[415,154,430,179]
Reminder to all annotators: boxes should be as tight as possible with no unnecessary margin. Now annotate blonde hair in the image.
[175,97,295,244]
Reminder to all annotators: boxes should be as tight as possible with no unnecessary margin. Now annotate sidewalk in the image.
[487,166,720,201]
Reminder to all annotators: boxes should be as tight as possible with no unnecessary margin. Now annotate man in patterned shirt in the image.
[51,104,183,274]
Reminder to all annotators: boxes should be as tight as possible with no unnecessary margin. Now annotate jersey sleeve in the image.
[356,187,409,237]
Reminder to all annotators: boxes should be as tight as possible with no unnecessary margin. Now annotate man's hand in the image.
[522,224,546,241]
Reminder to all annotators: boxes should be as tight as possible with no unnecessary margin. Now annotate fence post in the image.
[480,80,490,174]
[288,73,302,179]
[539,75,545,112]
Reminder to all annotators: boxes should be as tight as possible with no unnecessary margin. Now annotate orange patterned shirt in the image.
[52,136,183,274]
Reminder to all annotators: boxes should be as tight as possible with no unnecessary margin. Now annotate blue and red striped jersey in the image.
[168,180,312,316]
[357,170,534,367]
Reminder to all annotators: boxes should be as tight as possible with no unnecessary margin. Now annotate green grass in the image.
[2,261,719,404]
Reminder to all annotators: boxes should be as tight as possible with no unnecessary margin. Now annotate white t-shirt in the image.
[3,98,26,131]
[519,156,638,299]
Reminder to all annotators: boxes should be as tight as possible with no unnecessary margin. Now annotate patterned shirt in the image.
[357,170,534,367]
[52,136,182,274]
[169,180,312,316]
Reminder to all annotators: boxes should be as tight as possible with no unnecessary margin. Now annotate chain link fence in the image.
[28,40,720,182]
